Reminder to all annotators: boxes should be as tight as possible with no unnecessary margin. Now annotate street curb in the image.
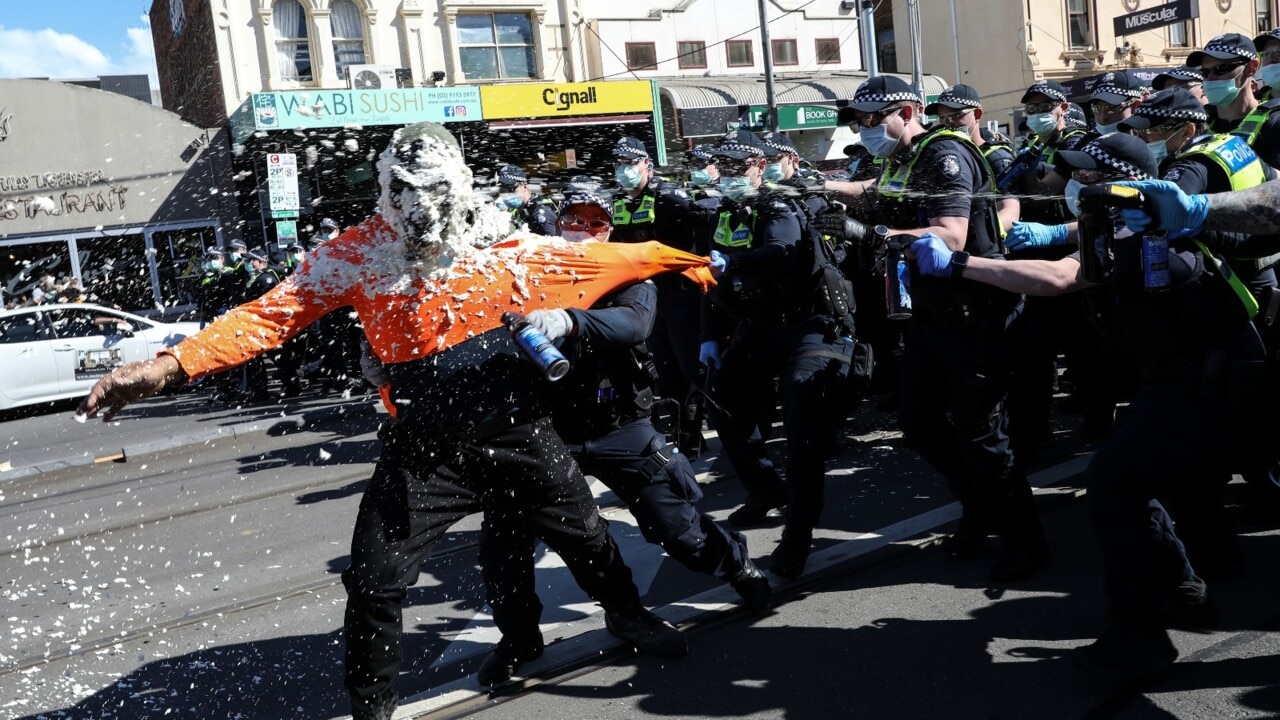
[0,399,379,483]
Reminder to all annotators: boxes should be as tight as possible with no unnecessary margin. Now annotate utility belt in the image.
[909,283,1021,327]
[1252,285,1280,328]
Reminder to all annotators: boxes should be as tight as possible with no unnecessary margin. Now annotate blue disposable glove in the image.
[1115,179,1209,235]
[909,233,954,278]
[709,250,730,277]
[1004,221,1069,251]
[524,308,574,341]
[699,341,722,369]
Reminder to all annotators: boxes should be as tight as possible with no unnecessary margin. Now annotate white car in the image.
[0,303,202,411]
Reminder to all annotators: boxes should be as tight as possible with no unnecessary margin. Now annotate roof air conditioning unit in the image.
[347,65,397,90]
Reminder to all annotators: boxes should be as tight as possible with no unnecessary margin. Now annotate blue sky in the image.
[0,1,158,81]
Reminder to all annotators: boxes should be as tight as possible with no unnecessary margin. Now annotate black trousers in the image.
[781,318,858,534]
[898,311,1042,545]
[479,417,748,646]
[708,318,790,501]
[648,285,703,403]
[341,417,641,708]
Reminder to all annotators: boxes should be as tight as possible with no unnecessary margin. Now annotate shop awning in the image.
[658,72,950,138]
[486,113,651,130]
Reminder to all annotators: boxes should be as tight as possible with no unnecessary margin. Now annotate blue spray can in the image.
[1141,233,1171,292]
[503,312,571,381]
[885,240,913,320]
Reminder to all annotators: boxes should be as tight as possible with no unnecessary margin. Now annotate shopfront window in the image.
[75,234,155,312]
[274,0,313,82]
[152,227,218,312]
[457,13,537,81]
[331,0,367,82]
[1,241,73,309]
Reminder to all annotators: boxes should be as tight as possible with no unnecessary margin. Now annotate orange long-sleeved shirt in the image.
[164,215,714,381]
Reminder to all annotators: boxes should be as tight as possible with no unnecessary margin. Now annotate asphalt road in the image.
[3,393,1278,720]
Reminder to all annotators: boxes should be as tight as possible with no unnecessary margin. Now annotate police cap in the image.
[1118,88,1208,132]
[1055,133,1158,180]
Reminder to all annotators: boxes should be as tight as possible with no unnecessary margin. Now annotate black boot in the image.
[1074,621,1177,674]
[729,558,772,612]
[942,514,990,559]
[728,491,786,528]
[477,633,545,688]
[350,689,397,720]
[768,530,812,579]
[604,606,688,658]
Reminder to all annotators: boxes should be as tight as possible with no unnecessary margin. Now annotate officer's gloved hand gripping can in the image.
[1076,184,1171,291]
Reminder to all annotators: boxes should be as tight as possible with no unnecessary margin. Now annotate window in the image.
[457,13,537,81]
[626,42,658,70]
[331,0,367,82]
[677,41,707,69]
[1259,0,1273,33]
[727,39,754,67]
[1169,21,1191,48]
[76,234,154,311]
[273,0,313,81]
[0,313,44,345]
[1067,0,1093,50]
[815,38,841,64]
[771,39,798,66]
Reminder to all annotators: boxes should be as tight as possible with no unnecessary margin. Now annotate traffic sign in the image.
[266,152,300,212]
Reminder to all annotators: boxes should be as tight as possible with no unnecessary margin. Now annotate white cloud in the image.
[0,17,158,84]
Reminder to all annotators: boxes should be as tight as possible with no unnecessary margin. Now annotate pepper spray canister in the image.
[1141,233,1171,292]
[884,234,913,320]
[502,312,571,381]
[1076,212,1116,285]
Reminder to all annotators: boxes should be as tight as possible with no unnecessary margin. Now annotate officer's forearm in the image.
[1204,182,1280,235]
[997,198,1020,233]
[822,178,875,198]
[962,256,1084,296]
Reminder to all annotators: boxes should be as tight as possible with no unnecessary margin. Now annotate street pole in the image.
[949,0,962,84]
[907,0,924,99]
[861,0,879,78]
[758,0,779,132]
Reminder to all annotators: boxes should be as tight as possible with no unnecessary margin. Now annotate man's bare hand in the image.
[78,355,187,422]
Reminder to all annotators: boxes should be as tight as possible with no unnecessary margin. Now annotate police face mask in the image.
[1064,179,1084,217]
[1260,63,1280,88]
[615,163,643,190]
[1095,121,1121,135]
[228,252,242,263]
[499,193,524,210]
[290,252,305,264]
[690,168,713,187]
[860,124,901,159]
[203,260,222,272]
[1147,139,1170,165]
[763,162,785,182]
[718,175,752,201]
[1027,112,1059,138]
[1203,78,1243,106]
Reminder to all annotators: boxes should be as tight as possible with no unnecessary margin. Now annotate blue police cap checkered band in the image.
[938,92,981,109]
[1203,38,1258,61]
[1081,143,1153,181]
[1025,81,1067,103]
[760,134,797,155]
[718,139,766,157]
[1133,103,1208,124]
[1092,74,1144,100]
[853,87,921,106]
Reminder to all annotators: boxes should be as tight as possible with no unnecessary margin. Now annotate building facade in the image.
[891,0,1261,130]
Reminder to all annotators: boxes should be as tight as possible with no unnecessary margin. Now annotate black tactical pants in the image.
[341,417,641,711]
[480,417,748,647]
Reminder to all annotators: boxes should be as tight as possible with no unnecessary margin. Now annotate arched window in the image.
[273,0,313,81]
[331,0,367,82]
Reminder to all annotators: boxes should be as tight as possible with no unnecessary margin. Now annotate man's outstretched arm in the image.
[78,355,188,422]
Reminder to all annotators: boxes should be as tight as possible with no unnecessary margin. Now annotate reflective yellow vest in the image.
[612,195,657,225]
[1174,134,1267,191]
[713,207,755,249]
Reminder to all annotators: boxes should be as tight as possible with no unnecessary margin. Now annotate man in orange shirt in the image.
[78,122,713,720]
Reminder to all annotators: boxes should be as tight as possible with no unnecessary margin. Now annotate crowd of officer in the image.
[482,29,1280,681]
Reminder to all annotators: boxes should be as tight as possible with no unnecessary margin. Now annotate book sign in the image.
[267,153,299,212]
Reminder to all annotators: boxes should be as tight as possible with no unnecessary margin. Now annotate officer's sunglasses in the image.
[1261,48,1280,64]
[561,216,611,233]
[1090,99,1136,116]
[852,105,905,129]
[613,156,646,167]
[936,109,974,126]
[1200,60,1247,78]
[1023,101,1060,115]
[1071,168,1127,185]
[716,158,757,175]
[1130,122,1186,138]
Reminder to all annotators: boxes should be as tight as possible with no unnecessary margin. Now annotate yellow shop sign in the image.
[480,81,653,120]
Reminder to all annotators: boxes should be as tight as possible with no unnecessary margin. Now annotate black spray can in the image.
[884,238,913,320]
[502,312,570,381]
[1076,212,1116,284]
[1141,234,1171,292]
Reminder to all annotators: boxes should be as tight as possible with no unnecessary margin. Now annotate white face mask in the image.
[1260,63,1280,88]
[860,124,900,158]
[1095,121,1121,135]
[1027,112,1058,137]
[1147,139,1169,165]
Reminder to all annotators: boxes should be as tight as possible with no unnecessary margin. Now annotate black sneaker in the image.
[1074,622,1178,675]
[350,690,397,720]
[728,493,785,528]
[729,559,772,612]
[768,532,812,579]
[604,607,688,658]
[477,639,544,688]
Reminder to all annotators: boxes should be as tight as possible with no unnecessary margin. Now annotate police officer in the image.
[926,84,1018,178]
[225,239,248,275]
[700,130,803,526]
[239,250,281,403]
[1194,34,1280,172]
[314,217,341,246]
[685,144,720,192]
[910,132,1265,673]
[1152,66,1207,105]
[475,187,770,687]
[837,75,1047,581]
[195,248,233,325]
[609,136,705,441]
[496,164,559,235]
[1089,71,1148,135]
[1255,29,1280,103]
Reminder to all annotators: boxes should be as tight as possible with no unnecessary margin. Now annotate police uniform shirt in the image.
[878,135,986,235]
[1211,110,1280,171]
[611,179,697,253]
[516,198,560,236]
[984,143,1018,179]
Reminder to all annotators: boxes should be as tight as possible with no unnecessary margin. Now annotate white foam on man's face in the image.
[376,132,510,268]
